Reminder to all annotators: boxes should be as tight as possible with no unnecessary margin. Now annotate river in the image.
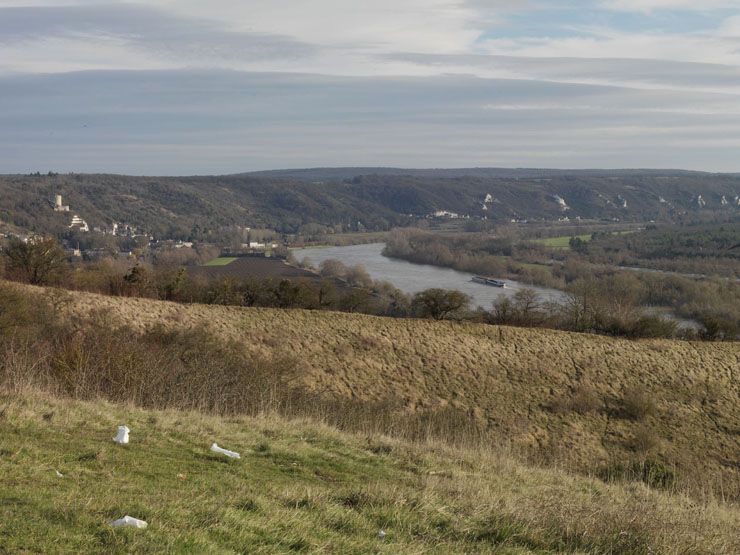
[292,243,703,330]
[292,243,567,309]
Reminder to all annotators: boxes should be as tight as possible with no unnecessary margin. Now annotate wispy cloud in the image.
[388,53,740,94]
[2,70,740,174]
[0,4,316,70]
[601,0,737,12]
[0,0,739,172]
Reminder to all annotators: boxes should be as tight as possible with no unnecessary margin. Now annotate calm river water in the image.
[292,242,702,330]
[292,243,566,309]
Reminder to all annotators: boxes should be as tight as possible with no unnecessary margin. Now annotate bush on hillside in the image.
[550,384,602,415]
[601,459,677,490]
[630,424,660,455]
[569,384,602,414]
[620,386,657,421]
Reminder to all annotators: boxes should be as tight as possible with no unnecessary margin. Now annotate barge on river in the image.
[471,276,506,288]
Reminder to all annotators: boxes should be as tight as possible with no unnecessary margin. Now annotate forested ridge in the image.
[0,170,738,238]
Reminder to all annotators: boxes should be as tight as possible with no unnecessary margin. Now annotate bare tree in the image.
[512,288,541,326]
[4,236,68,285]
[490,295,515,324]
[345,264,373,288]
[319,259,347,279]
[412,289,470,320]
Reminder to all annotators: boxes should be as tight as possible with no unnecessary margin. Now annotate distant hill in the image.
[0,170,738,238]
[243,166,710,181]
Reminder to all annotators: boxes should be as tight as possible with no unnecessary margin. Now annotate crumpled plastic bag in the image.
[210,443,240,459]
[110,515,148,529]
[113,425,130,445]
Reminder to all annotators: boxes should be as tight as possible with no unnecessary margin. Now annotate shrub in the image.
[628,316,677,339]
[2,306,299,416]
[0,283,60,341]
[620,386,656,421]
[569,384,602,414]
[699,314,740,341]
[550,384,602,415]
[637,459,677,489]
[601,459,677,490]
[630,424,660,454]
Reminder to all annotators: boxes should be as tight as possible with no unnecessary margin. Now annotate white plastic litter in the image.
[55,470,64,478]
[210,443,240,459]
[378,530,386,541]
[110,516,148,529]
[113,425,130,445]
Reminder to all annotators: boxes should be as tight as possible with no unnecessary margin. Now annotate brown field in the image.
[30,284,739,499]
[188,256,319,281]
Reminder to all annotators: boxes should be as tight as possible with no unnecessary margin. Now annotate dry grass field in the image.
[33,285,739,500]
[189,256,319,280]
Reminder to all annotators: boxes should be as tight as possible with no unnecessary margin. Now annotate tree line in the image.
[3,236,737,340]
[384,229,740,340]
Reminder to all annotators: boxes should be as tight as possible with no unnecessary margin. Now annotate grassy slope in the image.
[48,287,740,497]
[1,393,738,554]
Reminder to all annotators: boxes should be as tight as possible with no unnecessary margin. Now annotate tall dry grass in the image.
[1,281,738,502]
[0,282,485,447]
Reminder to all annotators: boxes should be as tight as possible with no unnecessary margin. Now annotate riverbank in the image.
[292,243,566,307]
[292,243,704,331]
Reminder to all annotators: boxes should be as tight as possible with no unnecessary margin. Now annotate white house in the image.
[69,214,89,232]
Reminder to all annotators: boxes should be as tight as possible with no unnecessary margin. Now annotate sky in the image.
[1,0,740,174]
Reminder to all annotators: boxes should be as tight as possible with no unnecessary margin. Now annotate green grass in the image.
[533,234,592,248]
[1,393,738,554]
[533,230,639,249]
[203,257,238,267]
[515,261,548,270]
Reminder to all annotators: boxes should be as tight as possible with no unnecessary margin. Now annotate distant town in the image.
[0,193,281,261]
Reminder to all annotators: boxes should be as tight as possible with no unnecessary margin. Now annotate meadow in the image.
[532,230,637,249]
[9,282,738,502]
[1,281,739,552]
[1,393,738,554]
[532,234,592,248]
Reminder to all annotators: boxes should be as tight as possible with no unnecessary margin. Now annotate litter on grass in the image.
[54,470,64,478]
[110,516,148,529]
[113,425,130,445]
[210,443,240,459]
